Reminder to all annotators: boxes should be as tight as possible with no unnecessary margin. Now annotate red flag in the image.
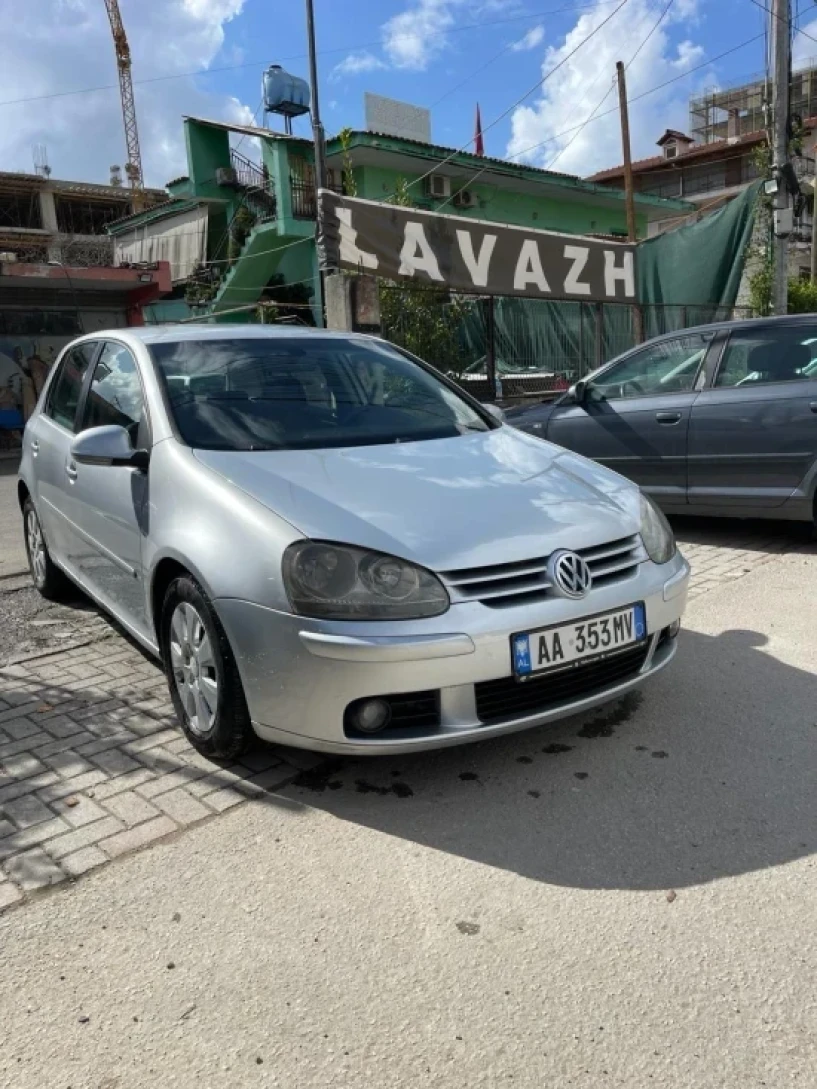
[474,103,484,157]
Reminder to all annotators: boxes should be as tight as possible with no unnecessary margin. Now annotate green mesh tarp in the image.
[636,180,762,309]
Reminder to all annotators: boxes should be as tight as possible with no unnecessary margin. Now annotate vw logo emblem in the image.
[548,550,592,599]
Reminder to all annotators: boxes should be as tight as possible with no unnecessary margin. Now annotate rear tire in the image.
[23,497,70,601]
[160,574,254,761]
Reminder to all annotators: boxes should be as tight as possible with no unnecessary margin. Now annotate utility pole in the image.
[770,0,791,314]
[616,61,643,343]
[305,0,328,270]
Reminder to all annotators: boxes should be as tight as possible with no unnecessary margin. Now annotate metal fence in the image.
[377,283,753,402]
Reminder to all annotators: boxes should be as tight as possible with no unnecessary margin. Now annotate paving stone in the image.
[99,815,177,859]
[41,749,95,779]
[127,729,181,754]
[46,817,125,860]
[0,734,51,761]
[1,717,42,741]
[0,700,42,725]
[60,846,108,877]
[0,752,47,784]
[1,794,56,829]
[204,787,245,813]
[30,733,96,758]
[102,791,160,827]
[0,818,71,862]
[52,795,107,828]
[239,748,284,774]
[90,767,154,800]
[88,747,141,776]
[41,714,90,739]
[4,847,66,891]
[0,771,59,806]
[0,883,23,910]
[37,769,108,804]
[153,788,211,827]
[0,819,14,839]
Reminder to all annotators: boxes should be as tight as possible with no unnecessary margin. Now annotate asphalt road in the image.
[1,545,815,1088]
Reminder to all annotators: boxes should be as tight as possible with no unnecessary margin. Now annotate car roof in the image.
[643,313,817,342]
[73,322,374,344]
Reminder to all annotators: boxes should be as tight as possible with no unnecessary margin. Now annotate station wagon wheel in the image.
[160,574,254,760]
[22,496,69,601]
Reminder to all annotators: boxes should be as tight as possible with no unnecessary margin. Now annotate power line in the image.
[506,32,765,165]
[545,0,675,172]
[0,0,623,110]
[746,0,817,47]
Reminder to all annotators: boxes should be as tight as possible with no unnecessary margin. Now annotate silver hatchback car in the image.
[18,326,689,759]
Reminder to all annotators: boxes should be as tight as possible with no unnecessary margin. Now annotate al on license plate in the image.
[512,602,646,680]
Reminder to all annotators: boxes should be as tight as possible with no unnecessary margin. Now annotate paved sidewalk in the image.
[0,638,304,911]
[0,516,810,912]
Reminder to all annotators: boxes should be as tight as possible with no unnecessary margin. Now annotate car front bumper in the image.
[215,552,690,755]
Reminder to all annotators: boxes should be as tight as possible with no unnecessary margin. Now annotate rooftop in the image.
[587,128,772,183]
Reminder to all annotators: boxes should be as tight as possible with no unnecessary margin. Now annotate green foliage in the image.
[260,273,315,326]
[786,276,817,313]
[339,128,357,197]
[377,177,474,373]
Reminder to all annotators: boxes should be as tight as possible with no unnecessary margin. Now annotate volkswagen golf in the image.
[18,326,689,759]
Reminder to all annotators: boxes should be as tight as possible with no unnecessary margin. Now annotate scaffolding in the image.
[689,60,817,144]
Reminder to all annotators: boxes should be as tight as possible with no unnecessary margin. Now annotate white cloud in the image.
[793,20,817,69]
[331,51,387,81]
[0,0,252,187]
[382,0,459,70]
[505,0,709,176]
[510,25,545,52]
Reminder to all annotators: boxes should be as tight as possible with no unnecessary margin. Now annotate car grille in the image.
[344,690,441,739]
[440,535,645,608]
[474,642,649,724]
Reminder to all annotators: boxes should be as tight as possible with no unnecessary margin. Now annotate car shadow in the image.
[281,626,817,892]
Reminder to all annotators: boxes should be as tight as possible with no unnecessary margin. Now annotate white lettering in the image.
[513,239,551,293]
[456,230,497,287]
[398,222,443,281]
[563,245,591,296]
[337,207,378,270]
[603,249,635,298]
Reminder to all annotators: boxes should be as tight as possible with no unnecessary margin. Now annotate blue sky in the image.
[0,0,811,186]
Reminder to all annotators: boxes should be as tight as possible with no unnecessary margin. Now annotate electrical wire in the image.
[0,0,625,110]
[545,0,675,173]
[746,0,817,48]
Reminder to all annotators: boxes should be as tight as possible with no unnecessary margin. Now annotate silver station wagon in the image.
[18,326,689,758]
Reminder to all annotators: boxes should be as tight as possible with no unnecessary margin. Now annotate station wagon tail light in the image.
[282,541,450,620]
[639,494,676,566]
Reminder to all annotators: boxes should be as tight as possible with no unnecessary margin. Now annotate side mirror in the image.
[70,425,149,471]
[483,403,505,424]
[568,379,587,404]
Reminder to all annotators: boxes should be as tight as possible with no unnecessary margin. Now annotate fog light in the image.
[668,619,681,638]
[349,698,392,734]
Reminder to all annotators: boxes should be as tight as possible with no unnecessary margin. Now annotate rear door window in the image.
[715,326,817,387]
[45,342,98,431]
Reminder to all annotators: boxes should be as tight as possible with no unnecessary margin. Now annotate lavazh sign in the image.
[319,191,638,303]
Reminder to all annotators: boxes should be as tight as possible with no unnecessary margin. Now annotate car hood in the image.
[194,428,641,571]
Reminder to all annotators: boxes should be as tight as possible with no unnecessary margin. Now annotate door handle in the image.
[30,440,39,455]
[66,461,78,481]
[809,401,817,414]
[655,411,683,424]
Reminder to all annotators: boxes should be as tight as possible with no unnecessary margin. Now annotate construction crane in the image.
[103,0,144,205]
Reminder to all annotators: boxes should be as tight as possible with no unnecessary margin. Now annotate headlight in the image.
[639,494,676,565]
[282,541,450,620]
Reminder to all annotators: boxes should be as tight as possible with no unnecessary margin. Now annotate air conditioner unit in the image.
[453,189,477,209]
[426,174,451,199]
[215,166,238,187]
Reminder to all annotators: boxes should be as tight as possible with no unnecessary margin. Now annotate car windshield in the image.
[150,336,492,452]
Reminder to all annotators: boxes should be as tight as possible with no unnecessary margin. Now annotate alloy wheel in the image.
[169,601,219,736]
[27,508,47,587]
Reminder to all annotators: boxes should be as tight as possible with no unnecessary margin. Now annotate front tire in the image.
[161,575,254,760]
[23,496,69,601]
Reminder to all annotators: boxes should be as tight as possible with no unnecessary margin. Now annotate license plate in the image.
[512,603,647,681]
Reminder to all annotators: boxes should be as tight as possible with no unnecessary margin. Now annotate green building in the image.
[109,116,692,325]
